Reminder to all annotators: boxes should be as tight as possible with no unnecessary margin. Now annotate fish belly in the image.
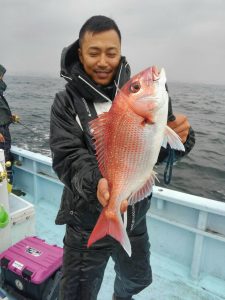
[105,114,165,203]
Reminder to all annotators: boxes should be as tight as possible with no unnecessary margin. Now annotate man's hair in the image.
[79,15,121,46]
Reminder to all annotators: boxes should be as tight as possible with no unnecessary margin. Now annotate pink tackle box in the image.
[0,236,63,300]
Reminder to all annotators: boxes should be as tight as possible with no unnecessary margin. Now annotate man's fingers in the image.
[97,178,110,207]
[167,114,190,143]
[175,123,190,143]
[173,123,189,135]
[174,125,189,143]
[120,199,128,213]
[97,179,129,212]
[98,178,110,200]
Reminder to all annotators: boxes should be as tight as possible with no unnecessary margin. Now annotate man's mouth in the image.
[94,70,112,79]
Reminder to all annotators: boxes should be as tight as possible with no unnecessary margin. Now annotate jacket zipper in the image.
[78,76,112,103]
[61,62,126,103]
[81,98,91,117]
[130,204,136,231]
[60,73,72,81]
[115,64,123,96]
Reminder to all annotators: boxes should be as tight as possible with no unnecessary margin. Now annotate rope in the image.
[164,148,175,185]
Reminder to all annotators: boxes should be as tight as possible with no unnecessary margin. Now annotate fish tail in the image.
[87,207,131,257]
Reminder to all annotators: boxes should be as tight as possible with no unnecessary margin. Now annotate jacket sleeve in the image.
[50,91,102,204]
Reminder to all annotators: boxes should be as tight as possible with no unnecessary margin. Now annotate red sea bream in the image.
[87,66,185,256]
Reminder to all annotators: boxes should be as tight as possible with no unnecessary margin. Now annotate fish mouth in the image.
[136,93,167,112]
[137,67,167,111]
[141,66,165,85]
[159,68,166,80]
[136,96,159,111]
[152,67,164,82]
[138,95,159,101]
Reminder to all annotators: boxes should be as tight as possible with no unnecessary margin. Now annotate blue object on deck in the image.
[0,288,8,300]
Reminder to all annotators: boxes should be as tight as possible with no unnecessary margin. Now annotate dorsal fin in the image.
[89,112,110,177]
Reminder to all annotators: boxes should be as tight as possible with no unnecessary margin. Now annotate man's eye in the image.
[89,53,98,57]
[107,53,116,58]
[129,81,141,93]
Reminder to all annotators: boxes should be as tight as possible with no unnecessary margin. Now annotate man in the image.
[50,15,195,300]
[0,64,19,166]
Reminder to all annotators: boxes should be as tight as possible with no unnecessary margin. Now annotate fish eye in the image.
[129,81,141,93]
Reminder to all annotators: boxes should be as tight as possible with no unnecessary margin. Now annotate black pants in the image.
[59,217,152,300]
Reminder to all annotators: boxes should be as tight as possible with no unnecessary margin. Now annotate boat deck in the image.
[2,197,224,300]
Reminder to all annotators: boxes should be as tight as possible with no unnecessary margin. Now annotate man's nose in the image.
[98,54,108,67]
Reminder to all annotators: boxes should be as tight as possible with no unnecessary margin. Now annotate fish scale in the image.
[107,114,145,202]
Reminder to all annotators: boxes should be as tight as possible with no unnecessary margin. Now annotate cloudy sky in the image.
[1,0,225,84]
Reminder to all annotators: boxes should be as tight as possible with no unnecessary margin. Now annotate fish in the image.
[87,66,185,256]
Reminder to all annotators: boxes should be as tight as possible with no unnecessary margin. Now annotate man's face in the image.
[78,29,121,86]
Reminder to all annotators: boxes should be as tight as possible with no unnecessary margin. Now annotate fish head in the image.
[120,66,168,124]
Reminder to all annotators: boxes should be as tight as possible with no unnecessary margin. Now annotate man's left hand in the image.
[167,114,190,143]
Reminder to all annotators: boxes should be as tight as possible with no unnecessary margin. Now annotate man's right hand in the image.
[0,133,5,142]
[97,178,128,213]
[97,178,110,207]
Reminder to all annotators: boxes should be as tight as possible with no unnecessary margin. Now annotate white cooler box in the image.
[9,194,35,245]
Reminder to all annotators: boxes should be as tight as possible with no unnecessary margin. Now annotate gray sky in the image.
[1,0,225,84]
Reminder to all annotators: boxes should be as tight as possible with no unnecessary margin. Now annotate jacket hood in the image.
[60,40,80,79]
[60,39,131,102]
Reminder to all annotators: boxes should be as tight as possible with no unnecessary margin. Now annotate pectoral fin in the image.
[162,126,185,151]
[89,112,110,177]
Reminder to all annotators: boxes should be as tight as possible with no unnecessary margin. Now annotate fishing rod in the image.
[17,121,37,134]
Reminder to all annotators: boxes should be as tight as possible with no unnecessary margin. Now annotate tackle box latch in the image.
[0,257,10,268]
[22,268,33,281]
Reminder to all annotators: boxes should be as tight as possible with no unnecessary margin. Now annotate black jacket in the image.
[0,93,12,161]
[0,93,12,126]
[50,40,195,229]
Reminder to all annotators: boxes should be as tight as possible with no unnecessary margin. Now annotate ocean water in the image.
[3,75,225,202]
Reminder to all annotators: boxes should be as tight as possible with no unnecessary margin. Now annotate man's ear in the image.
[78,48,83,64]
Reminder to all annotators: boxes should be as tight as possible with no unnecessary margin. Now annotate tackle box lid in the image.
[0,236,63,284]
